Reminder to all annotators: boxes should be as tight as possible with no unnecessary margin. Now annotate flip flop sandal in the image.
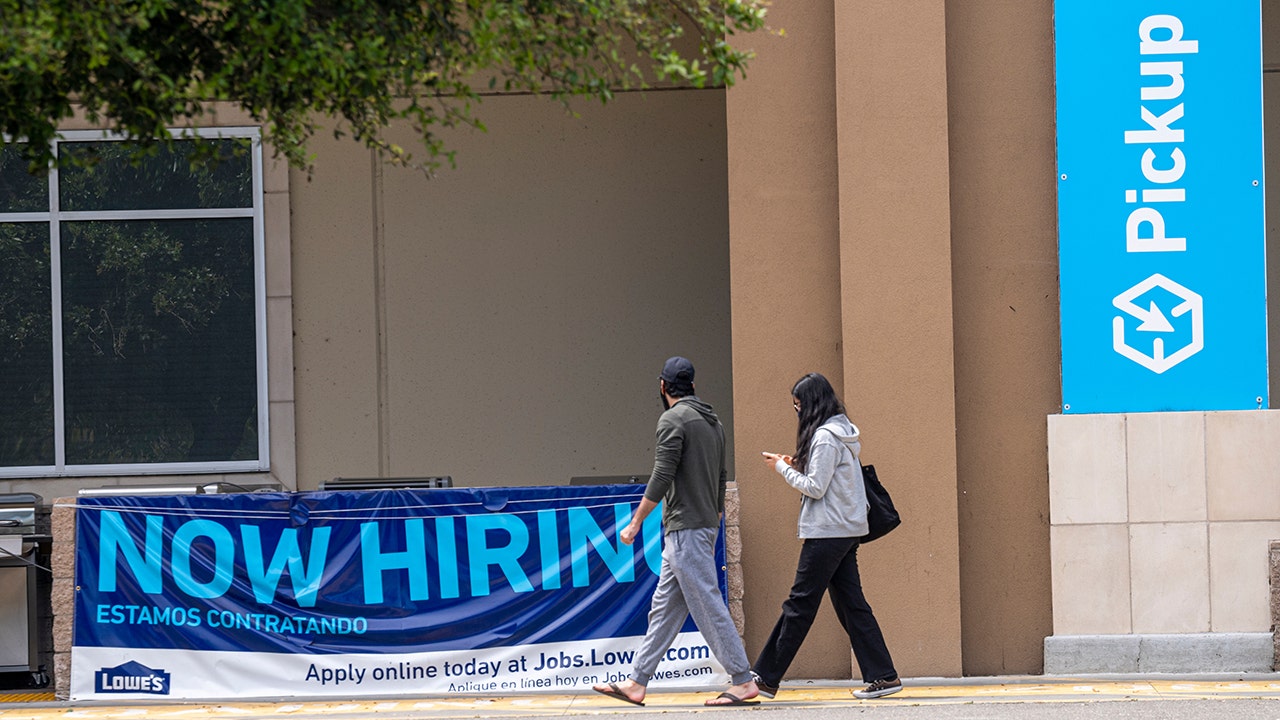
[705,692,760,706]
[594,682,645,706]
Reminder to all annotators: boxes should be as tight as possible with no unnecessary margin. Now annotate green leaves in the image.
[0,0,769,174]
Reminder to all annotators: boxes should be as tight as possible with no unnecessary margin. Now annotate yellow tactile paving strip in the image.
[0,680,1277,719]
[0,694,54,705]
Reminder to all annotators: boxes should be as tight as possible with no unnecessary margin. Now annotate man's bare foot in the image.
[592,679,646,706]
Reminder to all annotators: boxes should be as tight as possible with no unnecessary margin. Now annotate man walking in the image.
[592,356,760,707]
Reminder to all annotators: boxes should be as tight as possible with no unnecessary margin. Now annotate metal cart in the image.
[0,493,45,678]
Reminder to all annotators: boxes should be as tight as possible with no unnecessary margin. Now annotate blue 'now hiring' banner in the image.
[71,486,729,700]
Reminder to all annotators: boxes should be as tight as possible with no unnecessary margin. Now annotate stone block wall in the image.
[50,497,75,700]
[1271,539,1279,669]
[1046,411,1279,673]
[725,483,745,638]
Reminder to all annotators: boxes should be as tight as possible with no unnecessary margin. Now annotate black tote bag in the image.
[860,463,901,543]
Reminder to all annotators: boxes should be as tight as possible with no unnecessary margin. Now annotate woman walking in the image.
[752,372,901,700]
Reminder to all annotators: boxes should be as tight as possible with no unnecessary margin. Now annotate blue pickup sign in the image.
[1055,1,1268,413]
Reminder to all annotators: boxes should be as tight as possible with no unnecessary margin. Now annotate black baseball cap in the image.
[659,356,695,383]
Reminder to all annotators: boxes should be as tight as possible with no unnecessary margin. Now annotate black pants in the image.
[753,536,896,685]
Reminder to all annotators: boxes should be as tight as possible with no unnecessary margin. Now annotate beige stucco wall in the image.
[726,0,966,679]
[291,91,736,490]
[836,0,963,678]
[724,0,852,682]
[945,0,1061,674]
[726,0,1061,678]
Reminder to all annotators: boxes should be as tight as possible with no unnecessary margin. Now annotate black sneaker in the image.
[854,677,902,699]
[750,671,778,699]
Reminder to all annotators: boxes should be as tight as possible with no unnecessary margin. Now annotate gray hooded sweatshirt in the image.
[774,414,869,539]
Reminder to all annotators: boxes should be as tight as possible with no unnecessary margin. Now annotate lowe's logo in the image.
[95,661,170,695]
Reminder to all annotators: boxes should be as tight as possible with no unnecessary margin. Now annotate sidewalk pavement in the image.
[1,674,1279,720]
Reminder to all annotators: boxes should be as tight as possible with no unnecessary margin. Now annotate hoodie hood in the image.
[677,396,720,425]
[819,414,861,458]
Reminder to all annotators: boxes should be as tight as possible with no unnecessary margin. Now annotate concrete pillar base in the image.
[1044,633,1274,674]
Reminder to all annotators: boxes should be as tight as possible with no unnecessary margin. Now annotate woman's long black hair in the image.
[791,373,847,473]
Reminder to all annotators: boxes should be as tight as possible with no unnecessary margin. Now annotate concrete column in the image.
[727,0,963,678]
[944,0,1059,674]
[726,0,849,680]
[832,0,962,677]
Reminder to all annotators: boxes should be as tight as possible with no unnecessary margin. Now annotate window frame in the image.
[0,126,270,477]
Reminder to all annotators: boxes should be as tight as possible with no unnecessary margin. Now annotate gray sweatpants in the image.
[629,526,753,686]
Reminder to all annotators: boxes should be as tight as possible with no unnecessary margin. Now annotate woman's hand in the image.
[761,452,794,468]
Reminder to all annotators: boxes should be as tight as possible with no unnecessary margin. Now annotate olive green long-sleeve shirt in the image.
[643,396,727,533]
